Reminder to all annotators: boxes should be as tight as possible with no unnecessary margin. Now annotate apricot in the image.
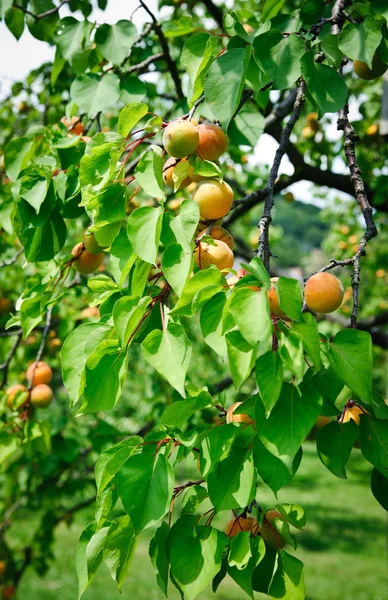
[80,306,100,319]
[366,124,378,136]
[195,218,223,236]
[305,272,344,313]
[6,384,28,410]
[48,337,62,352]
[306,112,319,132]
[226,401,253,424]
[198,225,234,250]
[243,24,254,34]
[302,126,315,139]
[0,561,5,575]
[30,384,53,408]
[268,277,286,318]
[71,242,104,275]
[83,230,105,255]
[194,239,234,271]
[0,298,11,316]
[226,516,257,537]
[26,361,52,386]
[257,510,287,549]
[192,180,233,220]
[167,198,184,211]
[163,119,199,158]
[341,405,367,426]
[61,115,84,135]
[163,157,192,189]
[353,55,387,80]
[196,124,228,161]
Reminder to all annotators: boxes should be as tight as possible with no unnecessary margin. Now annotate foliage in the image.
[0,1,387,599]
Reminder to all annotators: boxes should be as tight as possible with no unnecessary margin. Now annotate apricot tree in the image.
[0,1,387,599]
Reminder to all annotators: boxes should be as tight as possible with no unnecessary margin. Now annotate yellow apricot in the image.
[340,225,350,234]
[226,516,257,537]
[167,198,184,211]
[257,510,287,549]
[26,361,52,386]
[198,225,234,250]
[341,405,367,426]
[196,123,228,161]
[30,384,53,408]
[302,126,315,139]
[163,157,192,189]
[6,384,28,410]
[305,272,344,313]
[194,239,234,271]
[366,124,378,136]
[163,119,199,158]
[268,277,286,318]
[72,242,104,275]
[226,401,253,424]
[376,269,385,278]
[192,180,234,220]
[353,55,387,80]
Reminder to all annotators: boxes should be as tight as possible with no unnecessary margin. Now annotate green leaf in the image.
[182,32,218,103]
[181,485,208,515]
[109,231,136,288]
[82,183,126,226]
[229,105,265,147]
[172,267,226,316]
[61,323,110,405]
[300,0,326,25]
[253,437,302,495]
[4,5,25,40]
[328,329,373,404]
[205,46,253,129]
[229,288,272,348]
[200,292,229,358]
[228,537,266,598]
[170,199,200,252]
[200,425,236,477]
[317,420,359,479]
[18,166,51,214]
[0,0,12,17]
[149,522,170,596]
[80,137,122,190]
[80,342,128,413]
[17,209,67,262]
[95,486,118,529]
[360,416,388,478]
[293,312,322,371]
[120,76,146,104]
[161,391,212,429]
[54,17,91,64]
[241,257,271,287]
[255,351,283,416]
[262,0,286,21]
[27,0,58,42]
[162,244,193,297]
[255,382,322,462]
[268,551,305,600]
[226,330,257,389]
[95,20,138,65]
[95,436,142,495]
[339,15,382,69]
[142,322,192,397]
[77,523,109,599]
[113,295,152,348]
[118,453,175,533]
[117,102,148,137]
[134,145,166,200]
[277,277,302,322]
[4,137,34,181]
[229,532,252,569]
[371,468,388,510]
[279,329,305,385]
[103,516,138,590]
[301,51,348,116]
[276,504,306,529]
[321,34,343,67]
[170,525,228,600]
[71,73,121,116]
[207,446,256,511]
[127,205,163,264]
[254,31,305,90]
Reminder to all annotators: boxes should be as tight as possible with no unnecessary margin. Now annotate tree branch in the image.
[0,330,22,389]
[199,0,224,29]
[13,0,69,21]
[0,248,24,269]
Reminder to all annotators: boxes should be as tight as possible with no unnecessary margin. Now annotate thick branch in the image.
[199,0,224,28]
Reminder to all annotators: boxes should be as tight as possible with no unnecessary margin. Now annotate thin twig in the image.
[0,248,24,269]
[13,0,69,21]
[27,307,53,390]
[0,331,22,389]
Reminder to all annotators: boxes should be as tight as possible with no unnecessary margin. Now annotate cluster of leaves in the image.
[0,0,388,599]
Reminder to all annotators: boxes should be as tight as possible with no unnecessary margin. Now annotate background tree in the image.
[0,1,387,599]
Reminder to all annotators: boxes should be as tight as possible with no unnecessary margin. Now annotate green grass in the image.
[15,445,387,600]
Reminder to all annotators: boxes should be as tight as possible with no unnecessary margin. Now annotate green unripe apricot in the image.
[353,54,387,80]
[163,119,199,158]
[84,230,105,254]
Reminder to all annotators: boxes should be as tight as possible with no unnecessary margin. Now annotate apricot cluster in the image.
[225,509,287,549]
[162,119,235,272]
[71,229,105,275]
[6,361,53,411]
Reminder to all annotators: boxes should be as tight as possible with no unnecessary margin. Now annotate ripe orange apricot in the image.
[366,123,378,136]
[353,55,387,80]
[192,180,234,220]
[84,230,105,255]
[341,405,367,426]
[72,242,104,275]
[61,115,84,135]
[26,361,52,386]
[30,384,53,408]
[163,119,199,158]
[80,306,100,320]
[163,157,192,189]
[198,225,234,250]
[257,510,287,549]
[226,401,253,424]
[305,272,344,313]
[0,560,5,575]
[302,126,315,139]
[226,516,257,537]
[0,298,11,316]
[6,384,28,410]
[196,124,228,161]
[194,239,234,271]
[268,277,286,317]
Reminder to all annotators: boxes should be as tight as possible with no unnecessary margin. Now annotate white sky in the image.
[0,0,353,204]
